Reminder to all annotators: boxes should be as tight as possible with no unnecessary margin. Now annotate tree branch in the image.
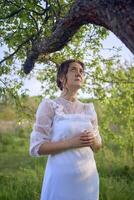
[21,0,134,74]
[0,7,24,20]
[28,7,50,16]
[0,35,34,65]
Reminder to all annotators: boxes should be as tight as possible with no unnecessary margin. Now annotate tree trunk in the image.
[24,0,134,74]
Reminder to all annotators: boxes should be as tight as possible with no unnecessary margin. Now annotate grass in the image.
[0,130,134,200]
[0,169,42,200]
[100,176,134,200]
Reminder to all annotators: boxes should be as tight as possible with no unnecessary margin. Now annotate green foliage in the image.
[0,0,109,101]
[94,64,134,156]
[0,0,74,60]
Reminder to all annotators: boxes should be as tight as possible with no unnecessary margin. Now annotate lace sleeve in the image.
[85,103,102,145]
[29,98,54,157]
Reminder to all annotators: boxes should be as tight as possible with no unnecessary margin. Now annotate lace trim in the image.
[49,99,65,116]
[45,98,96,118]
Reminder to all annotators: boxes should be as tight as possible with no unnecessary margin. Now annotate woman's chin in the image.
[72,84,82,90]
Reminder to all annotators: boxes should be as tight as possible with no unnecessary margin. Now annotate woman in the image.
[29,59,102,200]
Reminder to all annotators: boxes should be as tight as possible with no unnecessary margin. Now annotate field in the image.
[0,98,134,200]
[0,128,134,200]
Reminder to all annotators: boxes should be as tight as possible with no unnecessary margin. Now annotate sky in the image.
[0,32,134,97]
[100,32,134,61]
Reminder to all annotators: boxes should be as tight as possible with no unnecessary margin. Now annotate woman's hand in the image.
[38,130,101,156]
[67,130,97,148]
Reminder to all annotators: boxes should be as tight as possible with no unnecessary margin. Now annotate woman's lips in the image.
[75,78,81,81]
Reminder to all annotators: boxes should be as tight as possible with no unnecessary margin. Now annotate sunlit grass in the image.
[0,131,134,200]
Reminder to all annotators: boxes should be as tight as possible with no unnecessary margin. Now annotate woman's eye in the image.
[71,69,75,71]
[70,68,84,74]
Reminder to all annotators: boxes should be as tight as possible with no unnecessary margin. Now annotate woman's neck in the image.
[60,89,78,102]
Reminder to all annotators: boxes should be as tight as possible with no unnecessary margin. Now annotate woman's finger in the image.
[80,135,95,140]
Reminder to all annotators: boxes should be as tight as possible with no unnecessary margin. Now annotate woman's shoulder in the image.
[40,97,64,111]
[36,97,63,118]
[78,100,96,115]
[35,98,52,116]
[39,97,53,108]
[79,100,94,109]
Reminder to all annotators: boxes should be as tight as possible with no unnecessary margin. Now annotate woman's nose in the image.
[75,71,81,77]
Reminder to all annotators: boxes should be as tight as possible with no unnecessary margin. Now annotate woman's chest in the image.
[51,114,94,141]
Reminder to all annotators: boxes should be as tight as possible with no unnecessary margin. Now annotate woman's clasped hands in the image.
[68,129,97,148]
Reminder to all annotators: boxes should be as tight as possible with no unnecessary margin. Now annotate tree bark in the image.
[23,0,134,74]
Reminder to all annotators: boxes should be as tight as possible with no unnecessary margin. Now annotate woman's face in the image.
[61,62,84,90]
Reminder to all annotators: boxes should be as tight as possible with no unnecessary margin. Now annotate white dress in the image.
[29,97,102,200]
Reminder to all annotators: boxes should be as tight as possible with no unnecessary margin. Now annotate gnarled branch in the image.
[22,0,134,74]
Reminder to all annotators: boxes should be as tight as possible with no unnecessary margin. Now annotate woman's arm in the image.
[38,130,99,155]
[38,139,72,155]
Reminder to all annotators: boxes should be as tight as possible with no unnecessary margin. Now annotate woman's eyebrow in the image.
[70,66,83,71]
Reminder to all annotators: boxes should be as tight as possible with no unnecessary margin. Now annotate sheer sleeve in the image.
[85,103,102,145]
[29,98,54,157]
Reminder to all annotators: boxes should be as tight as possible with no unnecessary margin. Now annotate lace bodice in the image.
[29,97,102,156]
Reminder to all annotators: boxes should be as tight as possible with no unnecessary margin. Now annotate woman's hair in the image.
[56,59,84,91]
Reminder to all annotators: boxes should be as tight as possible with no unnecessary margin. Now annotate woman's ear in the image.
[60,75,66,88]
[60,75,65,84]
[60,77,64,83]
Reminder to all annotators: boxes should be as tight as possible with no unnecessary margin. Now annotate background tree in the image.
[0,0,110,98]
[0,0,134,74]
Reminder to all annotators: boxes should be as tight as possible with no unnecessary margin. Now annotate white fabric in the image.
[29,97,102,200]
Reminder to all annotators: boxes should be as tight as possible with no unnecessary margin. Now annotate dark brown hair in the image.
[56,59,84,91]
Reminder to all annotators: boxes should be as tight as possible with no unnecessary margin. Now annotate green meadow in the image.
[0,98,134,200]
